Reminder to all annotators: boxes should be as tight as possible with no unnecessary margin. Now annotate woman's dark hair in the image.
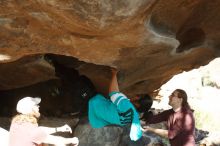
[175,89,192,110]
[137,94,153,113]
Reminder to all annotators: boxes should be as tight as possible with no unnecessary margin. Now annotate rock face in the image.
[0,0,220,96]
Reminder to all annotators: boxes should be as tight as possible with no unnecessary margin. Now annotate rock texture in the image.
[1,0,220,95]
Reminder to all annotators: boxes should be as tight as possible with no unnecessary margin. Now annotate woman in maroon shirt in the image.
[142,89,195,146]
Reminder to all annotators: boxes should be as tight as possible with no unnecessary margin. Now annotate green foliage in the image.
[194,109,220,132]
[194,110,210,129]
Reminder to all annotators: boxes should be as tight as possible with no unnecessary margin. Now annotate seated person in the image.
[9,96,79,146]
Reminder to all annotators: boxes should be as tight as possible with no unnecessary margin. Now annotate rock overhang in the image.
[0,0,220,96]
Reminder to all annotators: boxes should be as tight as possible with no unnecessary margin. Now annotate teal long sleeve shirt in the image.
[88,92,142,141]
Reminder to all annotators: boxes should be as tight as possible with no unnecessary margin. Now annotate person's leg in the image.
[109,68,119,93]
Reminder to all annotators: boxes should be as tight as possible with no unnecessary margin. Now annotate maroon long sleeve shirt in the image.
[147,108,195,146]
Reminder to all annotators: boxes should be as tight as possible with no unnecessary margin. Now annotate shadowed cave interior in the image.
[0,54,153,119]
[0,54,101,117]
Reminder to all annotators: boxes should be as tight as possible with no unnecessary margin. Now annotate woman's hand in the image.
[57,124,72,133]
[141,126,151,132]
[71,137,79,146]
[111,68,118,75]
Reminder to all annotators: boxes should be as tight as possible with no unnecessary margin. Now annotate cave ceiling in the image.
[0,0,220,96]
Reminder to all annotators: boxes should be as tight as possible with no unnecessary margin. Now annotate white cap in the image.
[16,97,41,114]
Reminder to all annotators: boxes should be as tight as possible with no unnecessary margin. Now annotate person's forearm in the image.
[39,126,58,134]
[43,135,78,145]
[43,135,67,144]
[109,69,119,93]
[148,127,168,138]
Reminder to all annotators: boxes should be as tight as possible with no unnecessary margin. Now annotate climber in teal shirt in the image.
[88,69,142,141]
[45,55,143,141]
